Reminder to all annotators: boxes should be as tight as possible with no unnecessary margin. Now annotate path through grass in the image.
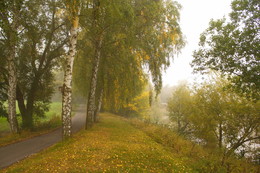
[3,113,258,173]
[3,113,191,173]
[0,102,62,147]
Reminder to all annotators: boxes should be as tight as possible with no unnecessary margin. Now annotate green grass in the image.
[2,113,258,173]
[0,102,62,147]
[0,117,9,132]
[0,102,62,131]
[42,102,62,121]
[0,113,259,173]
[128,118,259,173]
[2,113,192,173]
[33,102,62,129]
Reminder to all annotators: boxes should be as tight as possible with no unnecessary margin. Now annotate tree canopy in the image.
[192,0,260,100]
[0,0,68,129]
[71,0,184,127]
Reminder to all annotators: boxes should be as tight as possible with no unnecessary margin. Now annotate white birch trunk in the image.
[61,19,78,139]
[86,38,103,129]
[7,12,19,133]
[7,41,19,133]
[94,88,103,122]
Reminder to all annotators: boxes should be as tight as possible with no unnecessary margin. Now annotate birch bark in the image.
[61,16,79,139]
[7,38,19,133]
[86,38,102,129]
[7,11,19,133]
[94,88,103,122]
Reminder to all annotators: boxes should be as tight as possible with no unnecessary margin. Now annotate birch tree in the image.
[85,0,105,129]
[85,17,103,128]
[7,10,19,133]
[77,0,184,129]
[61,0,81,138]
[0,0,23,133]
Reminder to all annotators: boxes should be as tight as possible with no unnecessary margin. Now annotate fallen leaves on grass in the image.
[3,113,192,173]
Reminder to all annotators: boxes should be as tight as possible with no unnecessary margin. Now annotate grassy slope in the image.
[3,113,192,173]
[2,113,258,173]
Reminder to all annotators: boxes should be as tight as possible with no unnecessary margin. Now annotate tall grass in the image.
[129,118,259,173]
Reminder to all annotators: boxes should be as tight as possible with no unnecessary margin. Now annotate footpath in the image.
[2,113,192,173]
[0,106,86,169]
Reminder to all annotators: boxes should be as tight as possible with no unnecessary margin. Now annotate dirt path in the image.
[0,105,86,169]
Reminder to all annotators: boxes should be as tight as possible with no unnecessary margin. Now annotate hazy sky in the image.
[163,0,232,86]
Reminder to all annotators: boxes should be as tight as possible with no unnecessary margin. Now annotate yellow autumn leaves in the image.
[3,113,191,173]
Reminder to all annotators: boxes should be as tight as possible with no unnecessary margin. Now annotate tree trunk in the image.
[7,40,19,133]
[7,12,19,133]
[21,111,33,129]
[22,76,39,129]
[86,38,103,129]
[16,86,26,117]
[61,17,79,139]
[85,0,102,129]
[16,85,32,129]
[94,88,103,122]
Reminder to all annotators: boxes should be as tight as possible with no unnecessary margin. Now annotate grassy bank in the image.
[3,113,192,173]
[129,119,259,173]
[0,102,62,147]
[2,113,259,173]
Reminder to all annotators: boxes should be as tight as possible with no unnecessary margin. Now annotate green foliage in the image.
[0,0,68,129]
[72,51,92,99]
[167,82,193,135]
[16,0,66,100]
[75,0,184,111]
[192,0,260,100]
[0,104,7,118]
[76,0,148,112]
[0,43,7,118]
[132,0,185,94]
[33,101,51,119]
[167,77,260,161]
